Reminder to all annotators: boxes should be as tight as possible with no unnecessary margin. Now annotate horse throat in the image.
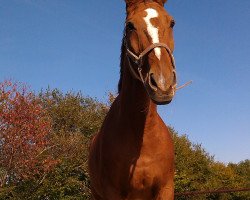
[119,52,157,122]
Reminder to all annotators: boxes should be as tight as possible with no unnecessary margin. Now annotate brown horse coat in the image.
[89,1,175,199]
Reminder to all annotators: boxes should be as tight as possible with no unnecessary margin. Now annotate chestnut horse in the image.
[89,0,176,199]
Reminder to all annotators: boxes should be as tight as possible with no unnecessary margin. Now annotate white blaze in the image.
[144,8,161,60]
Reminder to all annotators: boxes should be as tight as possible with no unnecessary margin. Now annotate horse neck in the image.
[118,56,158,131]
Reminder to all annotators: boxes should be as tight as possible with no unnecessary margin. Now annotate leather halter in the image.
[123,32,177,87]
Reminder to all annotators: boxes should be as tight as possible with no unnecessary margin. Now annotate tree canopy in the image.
[0,81,249,199]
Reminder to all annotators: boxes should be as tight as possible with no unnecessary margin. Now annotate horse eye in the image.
[126,22,136,31]
[170,19,175,28]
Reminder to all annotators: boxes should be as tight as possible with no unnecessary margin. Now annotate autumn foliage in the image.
[0,81,57,187]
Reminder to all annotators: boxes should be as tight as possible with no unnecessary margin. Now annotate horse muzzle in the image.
[144,70,176,105]
[145,76,175,105]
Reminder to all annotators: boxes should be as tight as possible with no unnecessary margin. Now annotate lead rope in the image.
[176,80,193,91]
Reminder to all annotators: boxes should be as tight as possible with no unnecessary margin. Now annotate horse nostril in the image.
[149,73,158,91]
[150,74,157,87]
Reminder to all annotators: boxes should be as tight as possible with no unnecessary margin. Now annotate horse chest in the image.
[116,130,169,186]
[131,162,159,187]
[118,156,165,199]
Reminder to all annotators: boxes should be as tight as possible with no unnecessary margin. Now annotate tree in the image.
[172,127,250,200]
[8,132,91,200]
[1,82,249,199]
[39,88,108,137]
[172,129,214,199]
[0,81,57,190]
[6,88,109,199]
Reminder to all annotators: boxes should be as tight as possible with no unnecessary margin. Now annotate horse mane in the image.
[118,1,153,94]
[118,31,126,94]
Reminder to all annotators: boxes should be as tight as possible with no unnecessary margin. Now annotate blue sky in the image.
[0,0,249,163]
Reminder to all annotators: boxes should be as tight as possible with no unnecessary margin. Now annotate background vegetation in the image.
[0,81,249,199]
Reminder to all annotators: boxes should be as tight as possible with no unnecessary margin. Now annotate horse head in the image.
[124,0,176,105]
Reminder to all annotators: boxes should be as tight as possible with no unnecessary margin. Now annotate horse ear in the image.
[125,0,167,6]
[124,0,138,5]
[155,0,167,6]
